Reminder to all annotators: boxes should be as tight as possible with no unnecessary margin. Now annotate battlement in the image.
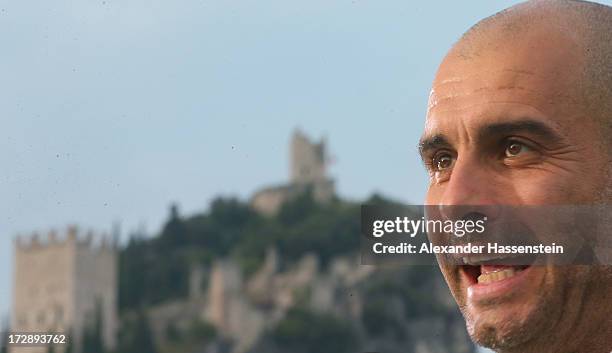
[12,225,119,353]
[14,225,118,252]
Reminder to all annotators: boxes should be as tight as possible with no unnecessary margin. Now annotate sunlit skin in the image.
[420,20,612,353]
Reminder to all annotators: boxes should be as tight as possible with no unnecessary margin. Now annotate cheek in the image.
[438,264,464,307]
[515,182,566,205]
[505,169,585,205]
[424,163,598,206]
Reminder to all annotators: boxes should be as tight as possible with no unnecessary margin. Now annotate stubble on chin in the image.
[461,275,562,352]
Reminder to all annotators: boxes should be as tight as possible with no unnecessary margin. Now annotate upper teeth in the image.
[478,268,517,284]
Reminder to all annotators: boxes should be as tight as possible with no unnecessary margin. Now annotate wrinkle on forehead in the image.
[428,87,579,115]
[427,62,581,118]
[429,101,549,116]
[436,69,536,86]
[428,70,540,113]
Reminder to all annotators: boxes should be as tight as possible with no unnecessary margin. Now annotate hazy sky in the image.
[5,0,609,342]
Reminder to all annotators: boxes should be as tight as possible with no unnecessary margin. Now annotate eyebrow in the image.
[479,119,563,143]
[418,134,452,161]
[418,119,564,161]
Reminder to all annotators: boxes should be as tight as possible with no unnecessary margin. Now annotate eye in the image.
[504,140,530,157]
[433,152,454,170]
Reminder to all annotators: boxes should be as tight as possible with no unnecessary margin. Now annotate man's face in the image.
[421,28,609,350]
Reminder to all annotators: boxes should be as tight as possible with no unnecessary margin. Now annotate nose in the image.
[437,156,501,223]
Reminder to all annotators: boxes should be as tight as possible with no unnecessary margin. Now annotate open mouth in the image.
[460,254,537,285]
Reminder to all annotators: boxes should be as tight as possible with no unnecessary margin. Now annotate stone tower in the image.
[251,129,335,215]
[11,226,118,353]
[290,129,327,185]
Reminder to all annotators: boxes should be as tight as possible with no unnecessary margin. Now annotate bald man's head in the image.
[454,0,612,151]
[424,1,612,352]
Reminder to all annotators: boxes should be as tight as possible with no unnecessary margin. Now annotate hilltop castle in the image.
[251,129,335,215]
[11,227,118,353]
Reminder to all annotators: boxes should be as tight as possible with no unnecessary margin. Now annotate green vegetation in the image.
[360,266,447,340]
[115,310,157,353]
[269,307,358,353]
[119,191,368,310]
[158,319,216,353]
[0,327,7,353]
[82,304,105,353]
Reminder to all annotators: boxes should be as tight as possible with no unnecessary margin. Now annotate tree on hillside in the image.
[270,307,357,353]
[116,309,157,353]
[0,332,7,353]
[278,188,317,226]
[0,317,10,353]
[157,204,188,249]
[132,310,157,353]
[82,302,105,353]
[63,331,74,353]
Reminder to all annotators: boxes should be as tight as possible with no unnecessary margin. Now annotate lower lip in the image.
[465,266,534,302]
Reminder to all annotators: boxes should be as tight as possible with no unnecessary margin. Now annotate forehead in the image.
[425,28,586,139]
